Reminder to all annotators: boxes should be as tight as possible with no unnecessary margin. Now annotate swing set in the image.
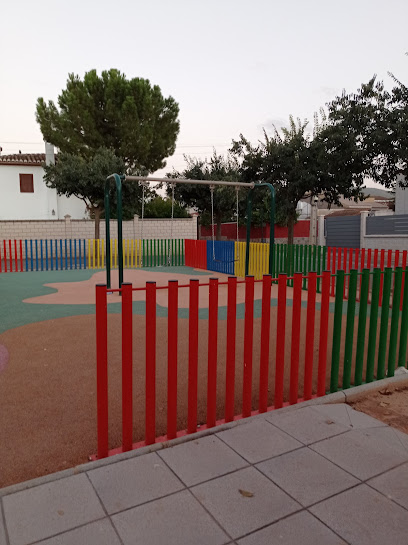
[104,174,275,288]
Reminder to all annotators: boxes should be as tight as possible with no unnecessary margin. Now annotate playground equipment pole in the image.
[105,174,124,289]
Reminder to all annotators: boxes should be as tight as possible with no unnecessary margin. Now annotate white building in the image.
[0,144,87,220]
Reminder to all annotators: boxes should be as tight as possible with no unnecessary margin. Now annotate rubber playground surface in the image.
[0,266,361,487]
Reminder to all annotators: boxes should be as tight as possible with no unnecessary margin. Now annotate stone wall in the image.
[0,215,198,242]
[363,235,408,252]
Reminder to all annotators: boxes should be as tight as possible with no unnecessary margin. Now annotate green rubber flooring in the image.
[0,267,371,335]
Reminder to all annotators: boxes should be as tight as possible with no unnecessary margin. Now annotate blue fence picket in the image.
[69,239,73,270]
[30,240,33,271]
[83,240,86,269]
[60,240,63,269]
[40,240,44,271]
[206,240,235,275]
[35,240,38,271]
[74,239,77,269]
[50,240,53,270]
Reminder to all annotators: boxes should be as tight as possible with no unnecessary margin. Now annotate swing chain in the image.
[168,183,175,266]
[235,186,240,258]
[139,181,149,267]
[210,185,216,261]
[211,184,240,263]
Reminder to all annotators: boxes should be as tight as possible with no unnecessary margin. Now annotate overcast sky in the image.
[1,0,407,185]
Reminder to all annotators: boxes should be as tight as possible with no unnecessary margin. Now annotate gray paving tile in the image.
[311,426,408,480]
[368,461,408,510]
[0,503,7,545]
[191,466,300,539]
[257,447,359,506]
[266,406,349,445]
[393,427,408,450]
[216,419,301,463]
[310,403,387,429]
[310,484,408,545]
[112,490,229,545]
[36,519,121,545]
[2,474,104,545]
[87,452,183,514]
[158,435,247,486]
[237,511,347,545]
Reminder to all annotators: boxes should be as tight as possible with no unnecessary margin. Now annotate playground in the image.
[0,263,335,487]
[1,177,408,487]
[2,258,402,486]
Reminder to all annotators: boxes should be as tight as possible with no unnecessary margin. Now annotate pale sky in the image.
[1,0,407,186]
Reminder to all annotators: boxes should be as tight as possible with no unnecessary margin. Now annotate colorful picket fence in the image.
[94,267,408,459]
[0,239,88,272]
[87,238,185,269]
[0,238,185,272]
[2,237,408,282]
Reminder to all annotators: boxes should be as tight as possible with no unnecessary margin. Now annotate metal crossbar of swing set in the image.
[104,174,276,288]
[124,176,256,188]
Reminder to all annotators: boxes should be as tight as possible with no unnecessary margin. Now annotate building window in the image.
[19,174,34,193]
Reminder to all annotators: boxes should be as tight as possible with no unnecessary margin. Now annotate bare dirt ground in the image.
[0,310,328,488]
[349,381,408,434]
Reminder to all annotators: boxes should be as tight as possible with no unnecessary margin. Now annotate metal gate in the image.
[325,215,360,248]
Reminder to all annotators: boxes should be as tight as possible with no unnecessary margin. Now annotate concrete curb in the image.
[1,377,406,498]
[0,391,345,498]
[344,374,408,403]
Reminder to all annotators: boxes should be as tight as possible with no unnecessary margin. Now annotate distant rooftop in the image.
[0,153,47,166]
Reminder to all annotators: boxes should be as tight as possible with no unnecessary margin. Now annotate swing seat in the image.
[211,256,239,264]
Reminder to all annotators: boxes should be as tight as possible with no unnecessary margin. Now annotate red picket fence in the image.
[184,239,207,269]
[94,272,334,459]
[326,247,408,308]
[326,247,407,282]
[0,239,23,272]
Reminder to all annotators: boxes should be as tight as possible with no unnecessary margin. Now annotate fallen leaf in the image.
[57,510,64,516]
[239,489,254,498]
[379,389,392,396]
[379,401,390,407]
[325,420,335,425]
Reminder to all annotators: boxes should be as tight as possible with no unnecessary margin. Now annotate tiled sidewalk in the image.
[1,403,408,545]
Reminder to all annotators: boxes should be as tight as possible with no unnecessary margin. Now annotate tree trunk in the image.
[216,211,222,241]
[94,207,101,240]
[287,216,295,246]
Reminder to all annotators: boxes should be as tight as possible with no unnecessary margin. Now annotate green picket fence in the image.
[329,267,408,391]
[272,244,327,291]
[139,239,185,267]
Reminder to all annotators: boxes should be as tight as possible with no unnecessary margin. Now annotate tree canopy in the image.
[167,152,243,239]
[324,72,408,187]
[36,69,180,173]
[143,195,190,219]
[43,147,144,238]
[232,115,367,244]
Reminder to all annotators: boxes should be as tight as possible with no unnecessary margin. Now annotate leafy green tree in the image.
[167,152,243,239]
[232,115,365,244]
[36,68,180,173]
[143,196,190,218]
[44,148,145,238]
[324,73,408,186]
